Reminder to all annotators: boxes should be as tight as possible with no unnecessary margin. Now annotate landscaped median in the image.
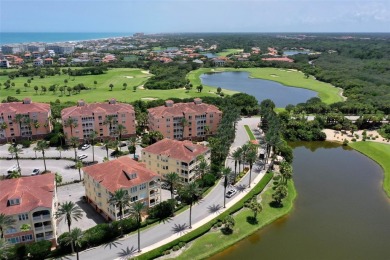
[244,125,256,141]
[136,172,284,260]
[349,142,390,197]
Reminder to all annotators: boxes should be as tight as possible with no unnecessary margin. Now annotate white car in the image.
[31,168,41,175]
[81,144,90,150]
[7,164,20,174]
[225,189,237,198]
[78,154,88,160]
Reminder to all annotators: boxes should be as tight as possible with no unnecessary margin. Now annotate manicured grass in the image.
[0,68,223,103]
[244,125,256,140]
[217,49,243,57]
[349,142,390,197]
[187,67,343,105]
[173,181,297,260]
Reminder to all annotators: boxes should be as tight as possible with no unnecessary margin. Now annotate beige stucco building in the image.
[83,157,160,221]
[141,138,211,182]
[0,98,53,143]
[147,98,222,140]
[0,173,58,246]
[61,99,136,142]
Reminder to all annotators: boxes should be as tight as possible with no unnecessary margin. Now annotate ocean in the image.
[0,32,135,45]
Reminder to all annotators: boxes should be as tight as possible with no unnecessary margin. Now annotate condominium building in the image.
[83,157,161,221]
[0,173,58,246]
[61,99,136,142]
[46,44,75,54]
[1,44,24,54]
[147,98,222,140]
[0,98,53,143]
[142,138,211,182]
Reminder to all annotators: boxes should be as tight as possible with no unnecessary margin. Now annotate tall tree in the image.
[69,136,79,161]
[221,167,232,208]
[127,136,139,159]
[247,198,262,219]
[116,124,127,148]
[104,115,115,135]
[272,185,288,206]
[8,145,22,174]
[179,182,201,229]
[35,140,49,172]
[130,201,146,252]
[75,160,83,181]
[246,149,257,188]
[0,122,7,142]
[64,117,78,137]
[108,189,131,237]
[279,161,293,184]
[14,114,25,138]
[231,148,242,183]
[0,213,16,239]
[164,172,181,200]
[63,227,85,259]
[88,131,97,162]
[55,172,63,192]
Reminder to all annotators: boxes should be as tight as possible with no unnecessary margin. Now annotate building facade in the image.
[83,157,161,221]
[61,99,136,142]
[0,98,53,143]
[147,98,222,140]
[0,174,58,246]
[141,138,211,182]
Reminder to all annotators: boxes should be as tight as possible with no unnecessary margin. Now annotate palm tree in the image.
[109,83,114,91]
[164,172,181,200]
[8,145,22,174]
[56,201,83,252]
[221,167,232,208]
[179,182,201,229]
[88,131,97,162]
[247,198,262,219]
[279,161,293,184]
[20,223,31,232]
[196,157,209,180]
[75,160,83,181]
[69,136,79,161]
[36,140,49,172]
[14,114,24,138]
[180,118,189,139]
[64,117,78,137]
[63,227,85,259]
[0,213,16,239]
[108,189,131,237]
[56,146,64,158]
[57,132,65,147]
[116,124,127,149]
[231,149,241,183]
[122,83,127,90]
[8,170,21,179]
[246,149,257,188]
[272,184,288,206]
[223,215,235,233]
[0,122,7,142]
[0,239,10,259]
[32,120,40,137]
[55,172,63,192]
[103,139,111,159]
[127,136,139,159]
[130,201,146,252]
[104,115,115,135]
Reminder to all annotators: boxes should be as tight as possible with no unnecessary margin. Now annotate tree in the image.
[104,115,115,135]
[196,85,203,92]
[0,122,7,142]
[247,198,262,219]
[88,131,97,162]
[116,124,127,145]
[122,83,127,90]
[64,117,78,137]
[63,227,85,259]
[272,185,288,206]
[164,172,181,200]
[221,167,232,208]
[246,149,257,188]
[24,83,28,92]
[103,139,111,159]
[231,148,242,183]
[127,136,139,159]
[279,161,293,184]
[217,87,222,94]
[8,170,21,179]
[109,84,114,91]
[20,223,31,232]
[75,160,83,181]
[8,145,22,174]
[55,172,63,192]
[0,239,10,259]
[109,189,131,237]
[93,80,97,89]
[69,136,79,161]
[179,182,201,229]
[130,201,146,253]
[67,86,72,95]
[14,114,25,138]
[35,140,49,172]
[222,215,235,233]
[0,213,16,239]
[56,146,63,158]
[196,156,209,180]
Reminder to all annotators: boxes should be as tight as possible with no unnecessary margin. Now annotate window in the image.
[130,196,138,202]
[6,227,17,234]
[21,234,33,242]
[7,237,20,244]
[8,198,20,206]
[140,183,146,190]
[18,213,28,221]
[130,186,138,193]
[162,166,168,170]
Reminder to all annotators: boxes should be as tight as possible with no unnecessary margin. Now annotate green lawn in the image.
[349,142,390,197]
[172,181,297,260]
[187,67,343,105]
[244,125,256,140]
[217,49,244,57]
[0,68,223,103]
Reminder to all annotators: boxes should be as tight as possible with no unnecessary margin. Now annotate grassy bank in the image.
[0,68,222,103]
[172,180,297,260]
[187,68,343,105]
[217,49,243,57]
[349,142,390,197]
[244,125,256,140]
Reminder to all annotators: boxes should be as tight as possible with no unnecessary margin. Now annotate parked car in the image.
[225,188,237,198]
[7,164,20,174]
[81,144,90,150]
[78,154,88,160]
[31,168,41,175]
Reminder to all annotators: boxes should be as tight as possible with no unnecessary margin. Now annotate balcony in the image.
[34,225,52,232]
[33,214,51,221]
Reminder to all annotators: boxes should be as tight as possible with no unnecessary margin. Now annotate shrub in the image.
[148,200,175,220]
[342,139,349,146]
[273,175,281,181]
[26,240,52,260]
[20,139,31,148]
[351,138,357,142]
[163,250,171,255]
[172,245,180,251]
[16,88,21,94]
[202,173,217,187]
[178,242,186,248]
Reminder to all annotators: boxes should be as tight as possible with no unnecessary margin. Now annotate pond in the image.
[211,142,390,260]
[283,50,311,56]
[200,71,317,107]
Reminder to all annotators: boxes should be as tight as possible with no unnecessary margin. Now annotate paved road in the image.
[71,118,265,260]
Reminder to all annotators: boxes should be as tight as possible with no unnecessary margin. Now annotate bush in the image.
[20,139,31,148]
[202,173,217,187]
[351,138,357,142]
[148,200,175,220]
[26,240,52,260]
[163,250,171,255]
[178,242,186,248]
[172,245,180,251]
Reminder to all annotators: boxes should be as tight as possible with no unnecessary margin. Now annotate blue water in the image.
[283,50,310,56]
[0,32,135,45]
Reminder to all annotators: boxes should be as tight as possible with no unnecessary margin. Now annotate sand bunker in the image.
[141,70,150,74]
[270,74,279,77]
[141,97,158,100]
[138,85,145,89]
[124,76,134,79]
[323,129,389,144]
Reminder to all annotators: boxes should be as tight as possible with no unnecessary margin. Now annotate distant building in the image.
[83,157,160,221]
[1,44,24,54]
[0,58,10,68]
[61,99,136,142]
[0,98,53,143]
[141,138,211,182]
[147,98,222,140]
[46,44,75,54]
[33,58,43,66]
[0,173,58,246]
[27,44,46,53]
[44,58,53,65]
[261,57,294,63]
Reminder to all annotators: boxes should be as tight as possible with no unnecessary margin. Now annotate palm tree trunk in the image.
[248,165,252,188]
[137,216,141,252]
[223,186,226,208]
[74,148,77,161]
[189,204,192,229]
[43,152,47,172]
[76,251,79,260]
[92,144,95,162]
[78,168,82,181]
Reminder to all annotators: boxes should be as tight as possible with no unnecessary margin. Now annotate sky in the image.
[0,0,389,33]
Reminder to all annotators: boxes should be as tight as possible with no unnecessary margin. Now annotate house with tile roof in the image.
[0,173,58,246]
[141,138,210,182]
[61,99,136,142]
[147,98,222,141]
[83,157,161,221]
[0,98,53,143]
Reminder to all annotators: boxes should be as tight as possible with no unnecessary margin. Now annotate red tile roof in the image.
[82,157,159,193]
[61,100,134,118]
[148,100,221,118]
[0,99,50,114]
[142,138,209,163]
[0,174,55,215]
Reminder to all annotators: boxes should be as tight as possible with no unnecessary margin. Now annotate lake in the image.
[200,71,317,107]
[211,142,390,260]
